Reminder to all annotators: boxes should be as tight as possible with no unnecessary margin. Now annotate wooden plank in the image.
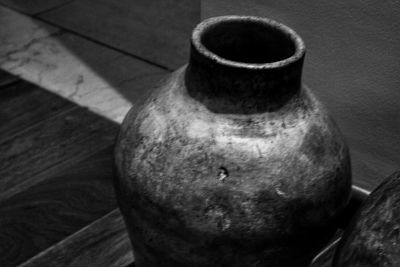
[0,80,75,141]
[19,209,134,267]
[0,69,18,88]
[0,0,73,15]
[39,0,200,69]
[0,147,118,266]
[0,103,118,202]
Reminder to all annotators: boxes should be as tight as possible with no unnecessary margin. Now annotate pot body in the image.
[114,16,351,267]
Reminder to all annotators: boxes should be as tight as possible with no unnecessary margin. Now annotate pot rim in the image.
[191,15,306,70]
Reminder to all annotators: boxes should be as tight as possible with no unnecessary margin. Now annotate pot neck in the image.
[185,16,306,114]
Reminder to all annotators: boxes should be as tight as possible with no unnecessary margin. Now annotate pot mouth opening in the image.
[192,16,305,69]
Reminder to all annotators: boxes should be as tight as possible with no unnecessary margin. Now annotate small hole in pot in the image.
[201,20,296,64]
[217,167,229,182]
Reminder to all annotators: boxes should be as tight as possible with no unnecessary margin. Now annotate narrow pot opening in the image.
[192,16,305,68]
[187,16,306,114]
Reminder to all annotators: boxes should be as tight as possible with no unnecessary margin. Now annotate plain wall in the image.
[202,0,400,190]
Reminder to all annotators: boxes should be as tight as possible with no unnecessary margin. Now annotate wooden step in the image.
[19,209,134,267]
[0,104,118,202]
[0,79,74,141]
[0,147,118,266]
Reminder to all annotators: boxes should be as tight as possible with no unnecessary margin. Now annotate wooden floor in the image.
[0,1,382,266]
[0,1,199,266]
[0,70,131,266]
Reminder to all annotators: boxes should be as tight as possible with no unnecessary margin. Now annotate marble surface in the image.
[0,7,59,55]
[0,6,167,123]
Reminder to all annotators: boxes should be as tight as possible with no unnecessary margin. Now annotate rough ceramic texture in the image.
[333,171,400,267]
[114,16,351,267]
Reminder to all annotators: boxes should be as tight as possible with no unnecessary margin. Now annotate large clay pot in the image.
[114,16,352,267]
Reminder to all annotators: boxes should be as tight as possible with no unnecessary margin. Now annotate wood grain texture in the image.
[39,0,200,69]
[0,0,73,14]
[0,80,74,141]
[0,101,118,202]
[0,147,118,266]
[19,209,134,267]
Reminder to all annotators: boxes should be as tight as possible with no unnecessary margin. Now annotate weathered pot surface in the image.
[333,171,400,267]
[114,15,352,267]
